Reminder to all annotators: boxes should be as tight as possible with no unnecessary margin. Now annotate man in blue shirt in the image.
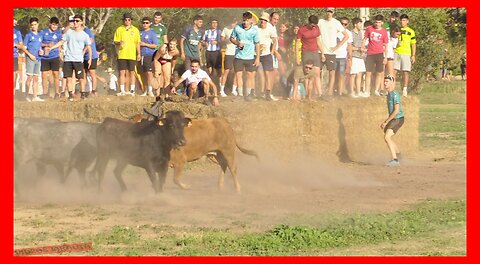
[139,17,158,97]
[14,19,23,96]
[230,11,260,101]
[380,75,404,166]
[23,17,44,102]
[39,17,62,98]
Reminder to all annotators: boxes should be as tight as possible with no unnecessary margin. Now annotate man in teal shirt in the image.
[380,75,404,166]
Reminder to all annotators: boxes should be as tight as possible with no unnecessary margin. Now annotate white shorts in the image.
[394,53,412,72]
[350,57,366,75]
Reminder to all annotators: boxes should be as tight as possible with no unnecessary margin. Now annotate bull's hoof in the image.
[175,182,190,190]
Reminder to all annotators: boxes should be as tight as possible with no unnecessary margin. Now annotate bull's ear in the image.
[157,118,167,127]
[185,118,193,127]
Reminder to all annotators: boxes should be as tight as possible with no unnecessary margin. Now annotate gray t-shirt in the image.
[351,30,364,59]
[63,29,91,62]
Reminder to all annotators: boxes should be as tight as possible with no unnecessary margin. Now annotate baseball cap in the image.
[326,8,335,13]
[384,75,395,82]
[73,14,83,21]
[68,15,75,22]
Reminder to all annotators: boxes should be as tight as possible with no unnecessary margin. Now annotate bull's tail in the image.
[236,143,260,161]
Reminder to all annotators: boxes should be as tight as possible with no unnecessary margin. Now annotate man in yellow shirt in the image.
[114,13,141,96]
[393,14,416,97]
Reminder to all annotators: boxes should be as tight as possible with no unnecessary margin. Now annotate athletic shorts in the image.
[336,58,346,74]
[301,51,321,67]
[224,55,234,70]
[63,61,85,78]
[41,57,60,72]
[260,55,274,71]
[185,81,206,98]
[205,51,222,70]
[366,53,385,73]
[117,59,136,71]
[394,53,412,72]
[84,58,98,70]
[26,57,41,76]
[384,117,404,134]
[138,55,153,72]
[234,58,257,73]
[350,57,366,75]
[14,58,19,72]
[320,54,337,71]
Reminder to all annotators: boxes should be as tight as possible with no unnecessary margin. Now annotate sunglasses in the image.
[142,21,150,24]
[342,23,348,26]
[73,20,81,23]
[305,66,313,70]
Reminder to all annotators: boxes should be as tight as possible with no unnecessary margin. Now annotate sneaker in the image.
[126,90,135,96]
[148,91,155,97]
[386,159,400,167]
[220,91,227,97]
[402,87,408,97]
[32,96,45,102]
[360,92,370,98]
[140,92,148,97]
[26,96,32,102]
[231,90,238,96]
[265,93,279,101]
[116,91,126,96]
[351,93,359,98]
[374,90,381,96]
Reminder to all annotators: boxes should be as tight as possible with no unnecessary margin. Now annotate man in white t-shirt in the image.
[220,17,239,97]
[171,59,219,106]
[335,17,353,96]
[257,12,278,101]
[318,8,348,97]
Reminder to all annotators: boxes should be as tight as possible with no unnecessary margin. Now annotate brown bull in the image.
[125,109,258,193]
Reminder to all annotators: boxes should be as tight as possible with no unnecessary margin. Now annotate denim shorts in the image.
[26,57,41,76]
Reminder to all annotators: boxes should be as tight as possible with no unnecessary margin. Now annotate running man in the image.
[381,75,404,166]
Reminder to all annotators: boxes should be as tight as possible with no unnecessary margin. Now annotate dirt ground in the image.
[13,96,465,250]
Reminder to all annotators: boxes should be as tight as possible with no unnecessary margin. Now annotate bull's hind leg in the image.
[215,153,228,191]
[113,161,128,192]
[221,151,241,194]
[172,156,190,190]
[94,154,109,193]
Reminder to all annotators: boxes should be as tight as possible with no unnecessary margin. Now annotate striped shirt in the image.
[203,29,221,51]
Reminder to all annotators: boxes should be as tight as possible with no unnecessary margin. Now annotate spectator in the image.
[83,25,100,97]
[295,15,324,100]
[394,14,416,97]
[14,19,24,97]
[203,18,222,86]
[180,15,204,70]
[39,16,62,99]
[229,11,260,102]
[362,14,388,97]
[381,75,404,167]
[171,59,219,106]
[153,36,179,99]
[151,11,168,48]
[113,12,141,96]
[460,52,466,81]
[105,67,118,94]
[23,17,44,102]
[349,18,366,98]
[318,8,349,97]
[382,11,399,32]
[335,17,353,96]
[48,14,92,101]
[386,27,401,77]
[257,12,279,101]
[138,17,158,97]
[288,59,315,101]
[220,17,239,96]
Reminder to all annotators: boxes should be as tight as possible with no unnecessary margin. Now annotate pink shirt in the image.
[296,25,320,52]
[364,27,388,55]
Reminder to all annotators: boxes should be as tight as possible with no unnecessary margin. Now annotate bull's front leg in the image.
[155,161,170,193]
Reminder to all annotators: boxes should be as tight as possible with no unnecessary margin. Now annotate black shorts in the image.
[260,55,274,71]
[384,117,404,134]
[185,81,206,98]
[14,58,19,72]
[224,55,234,70]
[320,54,337,71]
[63,61,85,79]
[366,53,385,73]
[138,55,154,72]
[41,57,60,72]
[302,51,321,67]
[84,58,98,70]
[117,59,136,71]
[234,58,257,73]
[205,51,222,70]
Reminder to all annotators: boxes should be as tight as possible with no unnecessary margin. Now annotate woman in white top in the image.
[153,37,179,99]
[386,27,401,77]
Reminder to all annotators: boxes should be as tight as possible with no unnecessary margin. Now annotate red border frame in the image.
[5,1,475,263]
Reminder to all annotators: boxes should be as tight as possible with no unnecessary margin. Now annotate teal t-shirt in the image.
[387,90,404,119]
[230,24,259,60]
[182,26,203,59]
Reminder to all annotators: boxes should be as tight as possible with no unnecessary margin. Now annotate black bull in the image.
[94,110,191,193]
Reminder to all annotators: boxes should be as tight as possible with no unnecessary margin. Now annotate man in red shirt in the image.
[295,15,325,100]
[361,14,389,97]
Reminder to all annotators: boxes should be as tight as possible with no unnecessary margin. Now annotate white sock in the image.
[232,85,237,91]
[403,87,408,90]
[220,85,225,93]
[130,85,135,93]
[148,86,153,93]
[247,88,253,94]
[120,84,125,93]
